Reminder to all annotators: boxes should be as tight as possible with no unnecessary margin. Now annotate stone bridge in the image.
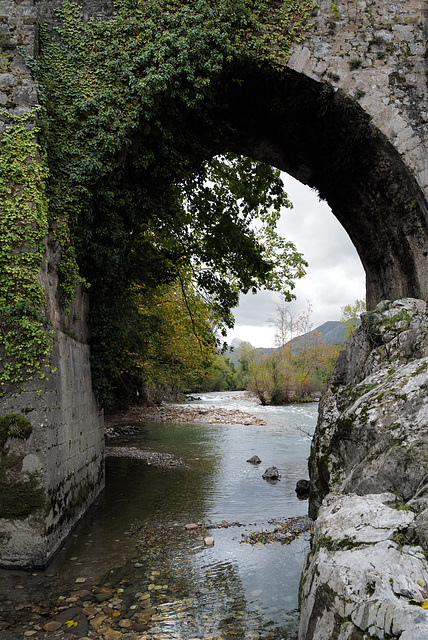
[1,0,428,616]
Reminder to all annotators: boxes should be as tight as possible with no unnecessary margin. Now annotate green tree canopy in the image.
[11,0,315,407]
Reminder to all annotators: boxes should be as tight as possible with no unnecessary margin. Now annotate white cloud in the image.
[228,173,366,347]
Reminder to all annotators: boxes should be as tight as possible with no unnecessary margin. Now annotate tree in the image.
[204,355,237,392]
[247,301,340,403]
[111,275,219,407]
[341,299,366,342]
[269,298,300,352]
[234,341,258,390]
[30,0,313,408]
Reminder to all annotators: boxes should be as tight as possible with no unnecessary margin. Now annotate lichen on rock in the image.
[299,493,428,640]
[301,299,428,640]
[310,298,428,519]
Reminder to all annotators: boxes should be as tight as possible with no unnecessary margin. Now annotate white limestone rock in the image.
[302,300,428,639]
[299,493,428,640]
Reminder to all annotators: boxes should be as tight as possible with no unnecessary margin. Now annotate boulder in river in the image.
[247,455,262,464]
[295,479,310,496]
[262,466,281,481]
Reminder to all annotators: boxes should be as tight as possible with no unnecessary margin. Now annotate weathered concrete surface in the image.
[0,332,104,568]
[302,299,428,639]
[0,238,104,568]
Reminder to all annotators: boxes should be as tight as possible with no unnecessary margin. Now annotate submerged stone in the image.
[295,479,310,496]
[262,467,281,481]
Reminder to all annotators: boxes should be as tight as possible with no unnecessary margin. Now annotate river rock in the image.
[94,590,114,602]
[102,629,122,640]
[295,479,310,496]
[262,466,281,481]
[204,536,215,546]
[185,523,198,530]
[299,493,428,640]
[247,455,262,464]
[43,621,62,632]
[118,618,132,628]
[309,298,428,517]
[302,299,428,639]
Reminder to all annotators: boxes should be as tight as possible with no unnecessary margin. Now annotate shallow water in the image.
[0,392,318,639]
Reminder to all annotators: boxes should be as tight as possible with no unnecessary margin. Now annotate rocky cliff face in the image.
[300,299,428,639]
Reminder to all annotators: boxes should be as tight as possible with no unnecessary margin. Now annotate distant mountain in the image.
[312,320,345,345]
[283,320,344,355]
[228,320,345,360]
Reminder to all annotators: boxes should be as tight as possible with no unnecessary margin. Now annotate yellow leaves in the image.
[422,601,428,609]
[112,610,121,617]
[65,620,78,628]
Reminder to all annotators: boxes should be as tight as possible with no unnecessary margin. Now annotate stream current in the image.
[0,391,317,640]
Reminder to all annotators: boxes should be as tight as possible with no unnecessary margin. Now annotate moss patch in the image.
[0,414,32,450]
[0,415,45,519]
[0,471,46,519]
[0,453,46,519]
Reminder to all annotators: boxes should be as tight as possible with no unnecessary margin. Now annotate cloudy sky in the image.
[227,173,366,348]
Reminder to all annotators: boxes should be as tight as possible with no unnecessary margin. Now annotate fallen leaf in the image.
[65,620,77,628]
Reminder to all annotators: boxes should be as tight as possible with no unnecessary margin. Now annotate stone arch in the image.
[200,62,428,309]
[2,0,428,570]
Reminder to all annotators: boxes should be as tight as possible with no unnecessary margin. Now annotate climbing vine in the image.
[0,107,51,392]
[11,0,314,407]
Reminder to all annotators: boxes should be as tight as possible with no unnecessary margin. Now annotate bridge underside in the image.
[205,65,428,308]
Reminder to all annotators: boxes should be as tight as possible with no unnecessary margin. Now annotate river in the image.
[0,391,318,640]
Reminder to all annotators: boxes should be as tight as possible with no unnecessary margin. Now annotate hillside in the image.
[228,320,345,360]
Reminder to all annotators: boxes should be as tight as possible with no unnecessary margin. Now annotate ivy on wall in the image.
[0,107,51,392]
[3,0,314,406]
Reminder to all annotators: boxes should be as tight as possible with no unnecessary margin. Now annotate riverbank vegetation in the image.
[203,302,341,403]
[117,289,342,405]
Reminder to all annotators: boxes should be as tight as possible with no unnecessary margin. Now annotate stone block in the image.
[0,72,16,88]
[287,46,311,73]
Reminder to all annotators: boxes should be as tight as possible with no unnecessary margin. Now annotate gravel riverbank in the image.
[104,399,266,467]
[105,400,266,433]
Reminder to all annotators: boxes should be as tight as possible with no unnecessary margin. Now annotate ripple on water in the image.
[0,391,316,640]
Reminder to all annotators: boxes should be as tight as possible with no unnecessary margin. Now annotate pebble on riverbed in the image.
[239,516,313,546]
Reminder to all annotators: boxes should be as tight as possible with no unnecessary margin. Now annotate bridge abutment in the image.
[0,238,104,568]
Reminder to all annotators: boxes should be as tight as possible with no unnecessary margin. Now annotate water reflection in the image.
[0,392,317,640]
